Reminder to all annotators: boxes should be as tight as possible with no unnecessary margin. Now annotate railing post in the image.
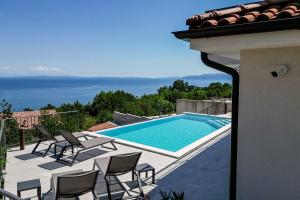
[19,129,25,150]
[0,120,6,187]
[77,111,80,131]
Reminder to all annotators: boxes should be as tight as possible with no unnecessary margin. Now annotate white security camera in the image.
[271,65,288,77]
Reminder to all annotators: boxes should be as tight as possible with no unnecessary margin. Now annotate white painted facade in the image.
[190,30,300,60]
[189,31,300,200]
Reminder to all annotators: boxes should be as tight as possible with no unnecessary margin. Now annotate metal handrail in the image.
[3,110,79,121]
[0,111,80,199]
[4,110,81,148]
[198,98,227,115]
[0,121,20,200]
[198,98,229,127]
[0,188,24,200]
[0,120,5,142]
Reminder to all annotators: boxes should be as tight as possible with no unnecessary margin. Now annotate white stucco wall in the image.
[237,47,300,200]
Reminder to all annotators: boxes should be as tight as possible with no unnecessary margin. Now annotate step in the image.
[207,120,223,128]
[216,120,227,126]
[220,119,231,124]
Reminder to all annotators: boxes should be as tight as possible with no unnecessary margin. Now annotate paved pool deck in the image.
[149,133,230,200]
[5,130,230,200]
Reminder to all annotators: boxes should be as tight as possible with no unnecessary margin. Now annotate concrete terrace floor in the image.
[149,133,230,200]
[5,132,230,200]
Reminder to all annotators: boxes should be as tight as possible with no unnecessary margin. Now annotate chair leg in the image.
[152,169,155,184]
[43,142,54,157]
[132,170,135,181]
[31,140,42,154]
[104,176,112,200]
[70,150,80,166]
[134,171,144,197]
[101,142,118,150]
[56,146,66,162]
[37,186,42,200]
[93,161,96,170]
[110,142,117,150]
[92,191,98,200]
[54,145,57,156]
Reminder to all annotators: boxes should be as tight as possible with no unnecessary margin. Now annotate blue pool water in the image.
[97,114,231,152]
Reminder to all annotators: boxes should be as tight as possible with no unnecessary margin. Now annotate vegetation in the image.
[159,190,185,200]
[23,107,33,111]
[0,80,232,144]
[54,80,231,129]
[40,103,56,110]
[0,80,230,188]
[0,100,17,183]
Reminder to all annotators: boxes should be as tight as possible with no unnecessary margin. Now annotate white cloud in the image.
[28,66,63,73]
[1,67,17,71]
[1,66,65,76]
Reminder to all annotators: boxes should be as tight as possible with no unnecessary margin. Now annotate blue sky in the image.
[0,0,248,77]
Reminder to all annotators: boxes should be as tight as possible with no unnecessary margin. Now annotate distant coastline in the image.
[0,73,231,111]
[0,73,231,81]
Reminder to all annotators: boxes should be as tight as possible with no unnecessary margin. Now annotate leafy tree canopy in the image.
[3,80,232,130]
[53,80,231,125]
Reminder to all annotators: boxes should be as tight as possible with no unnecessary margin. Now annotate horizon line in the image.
[0,72,229,79]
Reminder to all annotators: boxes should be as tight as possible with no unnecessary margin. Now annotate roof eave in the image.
[173,16,300,41]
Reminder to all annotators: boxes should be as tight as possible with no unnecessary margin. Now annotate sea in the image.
[0,74,231,111]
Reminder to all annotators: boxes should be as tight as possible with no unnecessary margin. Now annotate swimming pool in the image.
[92,113,231,157]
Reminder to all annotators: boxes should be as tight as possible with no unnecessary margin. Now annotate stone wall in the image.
[176,99,232,115]
[113,111,151,125]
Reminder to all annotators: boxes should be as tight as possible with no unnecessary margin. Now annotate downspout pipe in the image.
[201,52,239,200]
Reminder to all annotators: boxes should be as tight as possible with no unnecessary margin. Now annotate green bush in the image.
[52,80,231,125]
[159,190,185,200]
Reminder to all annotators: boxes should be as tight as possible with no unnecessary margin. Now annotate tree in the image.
[0,99,14,119]
[154,97,174,115]
[171,80,189,92]
[189,88,207,100]
[81,116,97,130]
[205,82,232,98]
[90,90,138,116]
[57,101,85,112]
[40,104,56,110]
[23,107,33,111]
[37,80,232,125]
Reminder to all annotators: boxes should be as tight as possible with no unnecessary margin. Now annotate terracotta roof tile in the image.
[218,14,240,26]
[201,19,219,27]
[12,110,56,129]
[87,121,118,132]
[255,6,281,21]
[186,0,300,29]
[236,11,260,23]
[278,3,300,18]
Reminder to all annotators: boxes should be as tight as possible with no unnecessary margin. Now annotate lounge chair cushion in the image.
[80,137,114,149]
[52,170,83,196]
[54,132,87,143]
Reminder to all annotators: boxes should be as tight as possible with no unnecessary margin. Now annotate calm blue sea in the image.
[0,74,231,111]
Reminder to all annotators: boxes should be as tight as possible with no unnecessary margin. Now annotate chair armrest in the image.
[133,170,145,197]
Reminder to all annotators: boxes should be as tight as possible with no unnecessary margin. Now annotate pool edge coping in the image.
[87,113,231,158]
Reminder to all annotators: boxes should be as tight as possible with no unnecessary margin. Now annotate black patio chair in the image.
[51,170,99,200]
[32,125,88,157]
[56,130,117,165]
[93,152,144,200]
